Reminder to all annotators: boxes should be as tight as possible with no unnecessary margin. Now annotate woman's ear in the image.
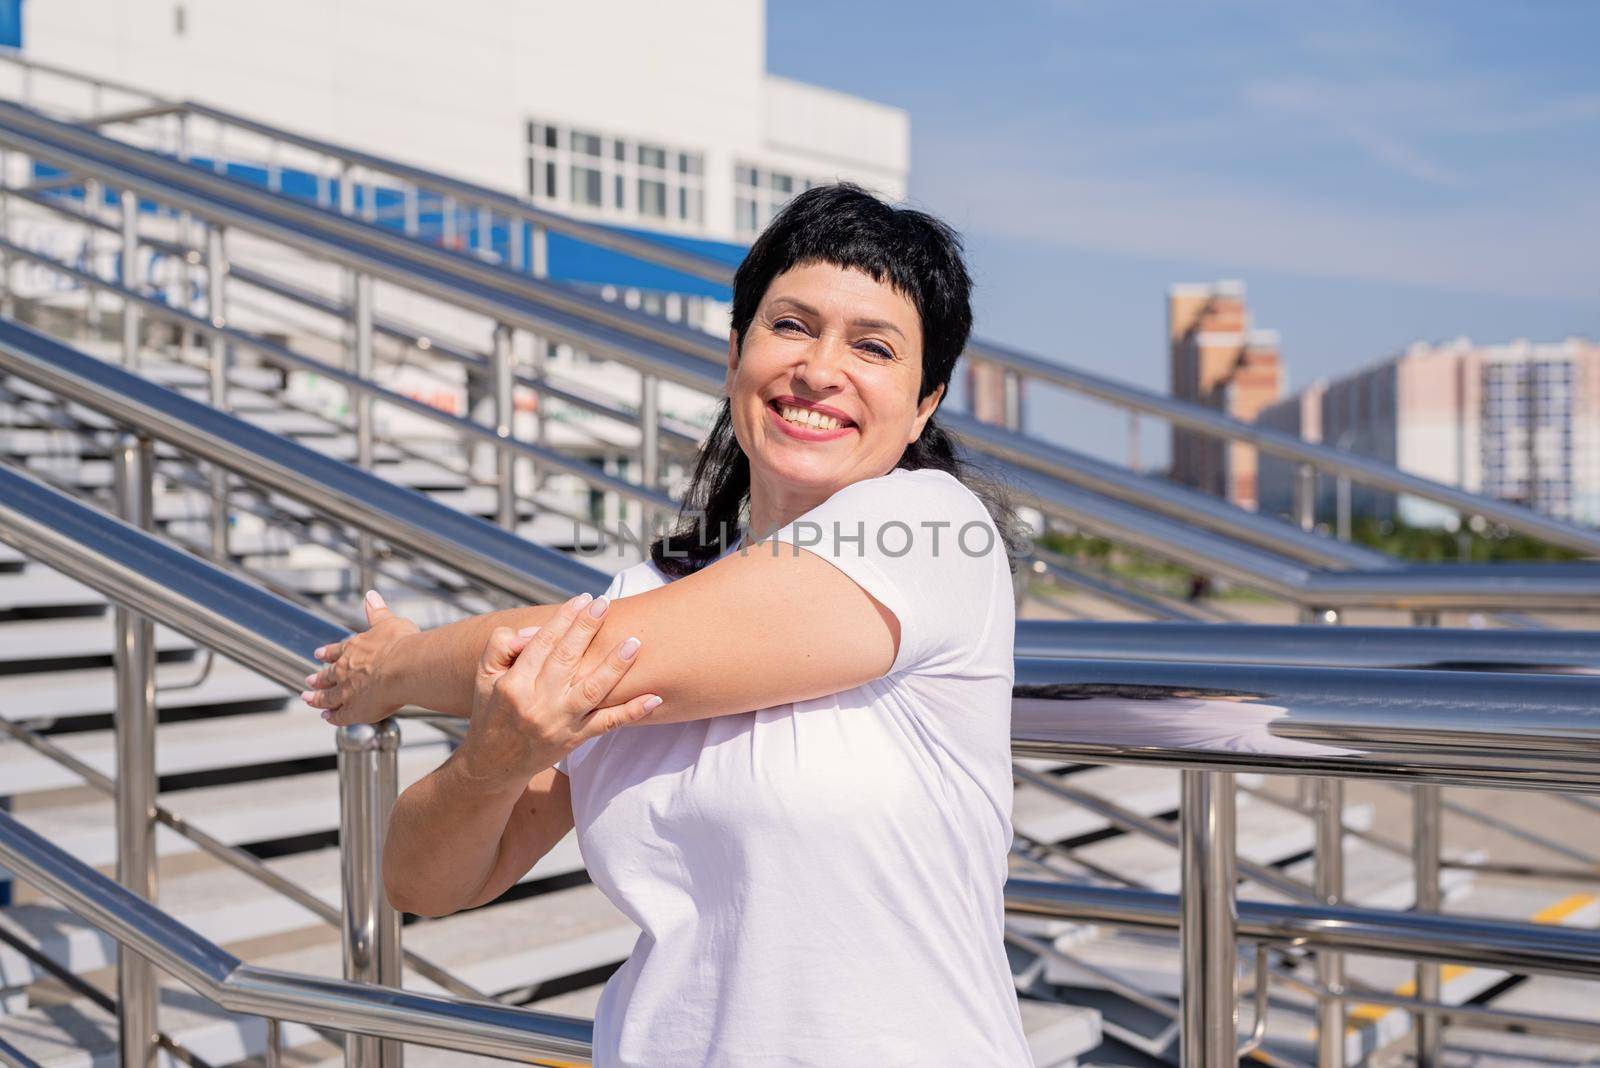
[724,331,740,395]
[909,383,946,442]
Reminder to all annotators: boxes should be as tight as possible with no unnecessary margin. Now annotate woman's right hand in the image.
[457,592,661,785]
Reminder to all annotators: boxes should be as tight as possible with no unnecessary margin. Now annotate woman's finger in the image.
[479,626,536,676]
[363,589,393,627]
[508,593,589,681]
[313,640,346,663]
[541,594,609,681]
[567,635,641,715]
[575,692,663,743]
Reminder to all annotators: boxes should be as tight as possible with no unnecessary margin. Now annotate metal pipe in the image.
[1005,878,1600,981]
[529,224,547,279]
[351,271,376,592]
[1013,618,1600,673]
[640,371,660,539]
[204,223,228,561]
[119,188,140,369]
[1179,771,1238,1067]
[113,434,159,1068]
[492,322,517,531]
[1002,368,1022,432]
[0,318,611,601]
[1314,778,1346,1068]
[0,812,594,1063]
[1295,463,1316,532]
[337,721,404,1068]
[1413,784,1443,1066]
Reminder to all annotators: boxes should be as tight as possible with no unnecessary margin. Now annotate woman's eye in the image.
[859,341,894,359]
[774,318,805,333]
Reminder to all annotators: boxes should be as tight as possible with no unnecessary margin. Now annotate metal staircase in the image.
[0,52,1597,1068]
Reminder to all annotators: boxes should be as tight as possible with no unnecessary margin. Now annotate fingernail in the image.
[587,595,609,619]
[517,625,542,638]
[572,592,593,610]
[304,673,318,687]
[313,646,326,658]
[643,695,663,712]
[619,636,640,660]
[365,590,385,609]
[321,710,334,722]
[300,691,315,704]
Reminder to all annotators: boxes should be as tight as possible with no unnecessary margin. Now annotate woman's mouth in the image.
[766,399,856,440]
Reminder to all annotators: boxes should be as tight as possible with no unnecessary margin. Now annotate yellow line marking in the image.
[1347,893,1596,1025]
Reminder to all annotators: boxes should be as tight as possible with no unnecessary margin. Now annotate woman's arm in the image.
[383,603,654,916]
[309,594,563,720]
[384,753,573,916]
[561,540,901,725]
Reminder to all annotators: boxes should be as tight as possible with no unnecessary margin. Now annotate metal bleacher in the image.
[0,52,1598,1068]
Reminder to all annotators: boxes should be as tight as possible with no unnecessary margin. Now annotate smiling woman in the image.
[305,183,1034,1067]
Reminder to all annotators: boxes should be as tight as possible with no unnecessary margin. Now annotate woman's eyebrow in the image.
[769,298,905,339]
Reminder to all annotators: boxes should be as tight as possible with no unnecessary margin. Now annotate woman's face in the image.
[726,261,944,501]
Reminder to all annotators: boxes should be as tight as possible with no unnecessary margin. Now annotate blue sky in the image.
[767,0,1597,464]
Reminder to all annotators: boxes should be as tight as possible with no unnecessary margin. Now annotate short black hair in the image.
[650,182,1029,578]
[729,182,973,400]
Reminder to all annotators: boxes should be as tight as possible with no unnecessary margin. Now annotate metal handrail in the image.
[0,317,609,602]
[4,434,1600,1066]
[7,94,1600,581]
[0,812,592,1064]
[10,99,1600,615]
[1014,619,1600,673]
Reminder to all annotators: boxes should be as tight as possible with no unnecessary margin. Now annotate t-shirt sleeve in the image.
[767,469,1006,677]
[556,567,633,777]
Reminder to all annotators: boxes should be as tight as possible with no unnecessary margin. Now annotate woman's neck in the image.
[743,480,832,544]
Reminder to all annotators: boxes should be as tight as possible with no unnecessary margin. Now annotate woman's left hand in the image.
[303,591,420,726]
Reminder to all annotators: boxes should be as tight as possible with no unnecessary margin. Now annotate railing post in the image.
[0,147,13,320]
[1336,473,1351,542]
[442,195,456,248]
[1180,770,1238,1067]
[1411,605,1443,1065]
[402,186,418,237]
[1295,462,1316,532]
[493,323,517,531]
[119,189,140,370]
[350,271,377,592]
[1315,777,1347,1068]
[1001,368,1022,433]
[85,178,103,335]
[475,206,490,255]
[1127,411,1141,473]
[337,720,403,1068]
[205,224,229,561]
[112,433,159,1068]
[339,162,355,217]
[530,224,548,278]
[640,372,660,539]
[1412,783,1443,1066]
[509,216,525,273]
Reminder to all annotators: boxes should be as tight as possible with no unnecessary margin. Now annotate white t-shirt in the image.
[557,467,1032,1067]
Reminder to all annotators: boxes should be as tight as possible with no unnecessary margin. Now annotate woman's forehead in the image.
[763,262,919,327]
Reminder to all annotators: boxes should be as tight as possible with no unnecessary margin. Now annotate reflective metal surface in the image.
[1012,656,1600,791]
[0,318,608,603]
[1016,619,1600,673]
[0,812,594,1063]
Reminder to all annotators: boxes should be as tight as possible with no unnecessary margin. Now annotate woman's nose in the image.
[793,336,848,392]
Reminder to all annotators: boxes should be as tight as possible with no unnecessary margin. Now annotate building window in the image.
[734,164,823,235]
[527,117,704,229]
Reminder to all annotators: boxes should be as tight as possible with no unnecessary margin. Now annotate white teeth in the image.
[777,404,844,431]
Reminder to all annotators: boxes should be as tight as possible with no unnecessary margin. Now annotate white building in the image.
[22,1,909,242]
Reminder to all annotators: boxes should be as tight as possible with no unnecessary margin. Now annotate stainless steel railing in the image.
[5,451,1600,1066]
[1,90,1597,613]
